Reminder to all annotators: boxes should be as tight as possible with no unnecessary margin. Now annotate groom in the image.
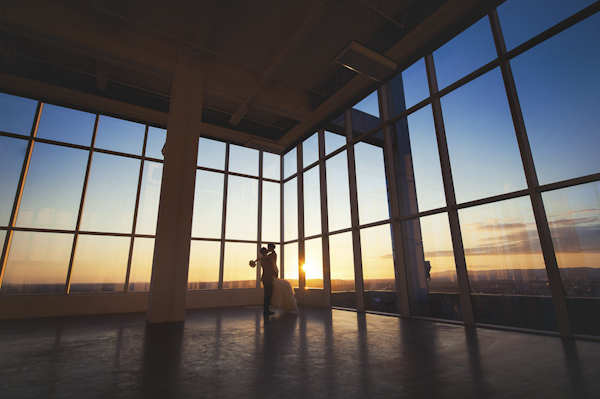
[259,247,277,317]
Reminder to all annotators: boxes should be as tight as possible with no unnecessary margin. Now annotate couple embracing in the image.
[253,243,298,317]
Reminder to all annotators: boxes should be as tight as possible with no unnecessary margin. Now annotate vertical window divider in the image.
[425,53,474,325]
[218,144,230,290]
[297,144,305,291]
[0,102,43,288]
[65,113,99,294]
[346,110,365,312]
[379,85,411,316]
[257,150,263,287]
[318,129,332,306]
[125,125,149,293]
[489,9,572,337]
[279,153,285,278]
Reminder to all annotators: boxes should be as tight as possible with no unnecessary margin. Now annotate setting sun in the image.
[301,261,321,279]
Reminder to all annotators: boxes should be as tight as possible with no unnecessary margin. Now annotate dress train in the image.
[270,278,298,313]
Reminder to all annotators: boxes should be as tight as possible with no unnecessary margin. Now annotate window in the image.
[0,137,29,226]
[37,104,95,146]
[498,0,596,50]
[303,166,321,238]
[0,93,165,296]
[511,12,600,185]
[442,68,527,203]
[0,92,37,136]
[354,141,390,225]
[433,17,496,89]
[326,151,351,232]
[15,143,87,230]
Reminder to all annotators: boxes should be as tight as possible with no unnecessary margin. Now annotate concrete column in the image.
[147,48,203,323]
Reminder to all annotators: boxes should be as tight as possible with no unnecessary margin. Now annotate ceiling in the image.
[0,0,499,153]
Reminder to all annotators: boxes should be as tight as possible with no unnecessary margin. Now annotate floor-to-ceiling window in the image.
[189,138,282,291]
[0,92,284,300]
[282,0,600,337]
[0,94,165,294]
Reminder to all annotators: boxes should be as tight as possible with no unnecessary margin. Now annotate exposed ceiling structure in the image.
[0,0,500,153]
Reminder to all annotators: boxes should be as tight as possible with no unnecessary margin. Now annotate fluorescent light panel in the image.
[334,41,397,81]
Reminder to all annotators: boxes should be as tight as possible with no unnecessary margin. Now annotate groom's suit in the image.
[260,257,277,315]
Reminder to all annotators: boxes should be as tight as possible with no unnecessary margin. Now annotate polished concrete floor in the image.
[1,306,599,399]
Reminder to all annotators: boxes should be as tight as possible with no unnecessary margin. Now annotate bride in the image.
[265,243,298,313]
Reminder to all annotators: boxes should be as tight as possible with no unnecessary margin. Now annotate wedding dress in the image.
[270,277,298,313]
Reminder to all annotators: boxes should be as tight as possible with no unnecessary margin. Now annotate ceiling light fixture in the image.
[334,41,397,82]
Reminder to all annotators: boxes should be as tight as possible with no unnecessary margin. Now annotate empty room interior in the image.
[1,0,600,397]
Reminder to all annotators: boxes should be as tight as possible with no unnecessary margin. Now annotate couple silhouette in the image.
[251,243,297,317]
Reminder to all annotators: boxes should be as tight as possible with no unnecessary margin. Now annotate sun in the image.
[301,260,322,279]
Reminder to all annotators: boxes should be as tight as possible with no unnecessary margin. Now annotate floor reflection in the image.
[1,307,599,398]
[141,321,185,398]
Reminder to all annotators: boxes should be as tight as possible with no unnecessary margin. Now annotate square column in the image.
[147,48,203,323]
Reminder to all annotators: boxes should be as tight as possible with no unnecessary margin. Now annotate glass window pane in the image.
[324,130,346,156]
[229,144,259,177]
[0,92,37,136]
[284,178,298,241]
[402,58,429,110]
[326,151,351,232]
[94,115,145,155]
[543,181,600,336]
[360,224,396,313]
[283,242,299,287]
[16,143,87,230]
[263,152,280,180]
[0,230,5,250]
[128,237,154,292]
[0,137,28,226]
[197,137,226,170]
[354,141,390,225]
[498,0,596,51]
[442,68,527,203]
[393,105,445,215]
[145,127,166,160]
[459,197,558,331]
[325,113,346,156]
[70,235,129,293]
[402,213,461,320]
[329,232,356,308]
[225,176,258,241]
[303,166,321,238]
[135,161,163,235]
[80,153,140,233]
[351,91,381,138]
[353,90,380,118]
[262,181,280,243]
[433,17,497,90]
[543,182,600,296]
[304,237,323,289]
[387,58,429,117]
[302,132,319,168]
[1,231,72,295]
[37,104,95,146]
[511,13,600,185]
[283,148,297,179]
[192,170,224,239]
[223,242,257,289]
[188,240,221,290]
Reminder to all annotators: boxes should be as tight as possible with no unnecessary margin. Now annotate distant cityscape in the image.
[1,268,598,297]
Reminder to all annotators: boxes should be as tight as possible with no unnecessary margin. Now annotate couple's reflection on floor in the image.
[253,311,299,393]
